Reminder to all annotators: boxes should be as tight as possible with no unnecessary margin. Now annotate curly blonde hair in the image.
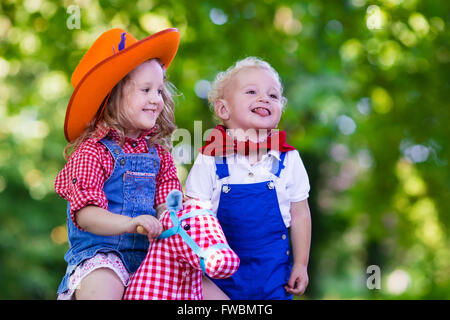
[208,57,287,116]
[64,59,177,160]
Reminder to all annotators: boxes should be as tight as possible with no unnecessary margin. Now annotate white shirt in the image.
[185,149,310,227]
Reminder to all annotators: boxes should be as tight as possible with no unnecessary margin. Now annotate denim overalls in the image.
[57,137,160,295]
[211,152,293,300]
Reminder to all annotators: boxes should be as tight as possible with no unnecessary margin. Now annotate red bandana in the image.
[200,125,296,157]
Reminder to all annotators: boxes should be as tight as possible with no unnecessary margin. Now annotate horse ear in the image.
[166,189,183,212]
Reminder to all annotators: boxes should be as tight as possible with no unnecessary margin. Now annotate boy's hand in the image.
[285,263,309,295]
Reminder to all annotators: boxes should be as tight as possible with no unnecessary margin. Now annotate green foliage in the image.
[0,0,448,299]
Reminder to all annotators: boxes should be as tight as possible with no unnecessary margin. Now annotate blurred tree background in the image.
[0,0,448,299]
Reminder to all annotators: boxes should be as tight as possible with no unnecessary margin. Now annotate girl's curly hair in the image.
[64,59,177,160]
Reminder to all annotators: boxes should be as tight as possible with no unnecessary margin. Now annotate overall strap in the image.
[99,137,123,160]
[214,157,230,179]
[271,152,287,178]
[146,139,158,156]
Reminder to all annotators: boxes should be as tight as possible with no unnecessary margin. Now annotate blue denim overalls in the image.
[57,137,160,295]
[211,152,293,300]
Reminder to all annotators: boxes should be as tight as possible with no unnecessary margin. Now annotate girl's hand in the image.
[128,215,163,240]
[285,263,309,296]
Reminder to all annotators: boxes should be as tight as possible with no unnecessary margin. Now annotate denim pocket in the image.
[123,170,156,215]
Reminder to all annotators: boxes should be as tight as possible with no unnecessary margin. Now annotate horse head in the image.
[160,190,240,279]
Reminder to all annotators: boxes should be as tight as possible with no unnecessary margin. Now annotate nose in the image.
[148,90,162,104]
[257,93,270,103]
[205,248,240,279]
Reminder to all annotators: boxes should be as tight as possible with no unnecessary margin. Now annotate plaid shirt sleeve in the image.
[154,145,182,207]
[54,139,110,229]
[55,135,181,228]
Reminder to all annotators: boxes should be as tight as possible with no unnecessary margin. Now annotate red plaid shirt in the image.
[55,128,182,228]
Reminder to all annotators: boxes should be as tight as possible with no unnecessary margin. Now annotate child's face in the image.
[216,67,283,134]
[123,59,165,138]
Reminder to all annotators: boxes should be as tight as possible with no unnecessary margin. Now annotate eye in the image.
[183,224,190,231]
[270,94,279,99]
[158,89,163,95]
[142,88,150,93]
[246,90,256,94]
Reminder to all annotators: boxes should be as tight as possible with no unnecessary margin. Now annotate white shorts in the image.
[57,252,131,300]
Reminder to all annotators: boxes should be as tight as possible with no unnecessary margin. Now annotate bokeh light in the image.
[0,0,448,300]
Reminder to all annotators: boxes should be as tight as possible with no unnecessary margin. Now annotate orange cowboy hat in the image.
[64,28,180,142]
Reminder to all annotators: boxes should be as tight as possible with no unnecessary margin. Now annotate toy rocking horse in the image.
[123,190,240,300]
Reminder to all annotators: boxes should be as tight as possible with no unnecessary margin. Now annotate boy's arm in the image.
[185,153,215,201]
[285,199,311,295]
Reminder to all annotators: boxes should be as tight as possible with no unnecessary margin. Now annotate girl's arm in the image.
[285,199,311,295]
[76,205,162,238]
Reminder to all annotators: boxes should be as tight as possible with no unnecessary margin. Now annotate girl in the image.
[55,28,181,299]
[186,57,312,300]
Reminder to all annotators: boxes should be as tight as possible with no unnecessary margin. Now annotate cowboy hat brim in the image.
[64,28,180,142]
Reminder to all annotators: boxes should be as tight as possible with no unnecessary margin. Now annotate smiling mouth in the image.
[251,107,271,116]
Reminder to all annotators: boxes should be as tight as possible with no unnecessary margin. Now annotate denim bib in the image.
[57,137,160,295]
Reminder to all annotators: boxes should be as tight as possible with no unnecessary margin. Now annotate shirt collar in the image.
[232,149,281,163]
[91,123,157,143]
[268,149,281,160]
